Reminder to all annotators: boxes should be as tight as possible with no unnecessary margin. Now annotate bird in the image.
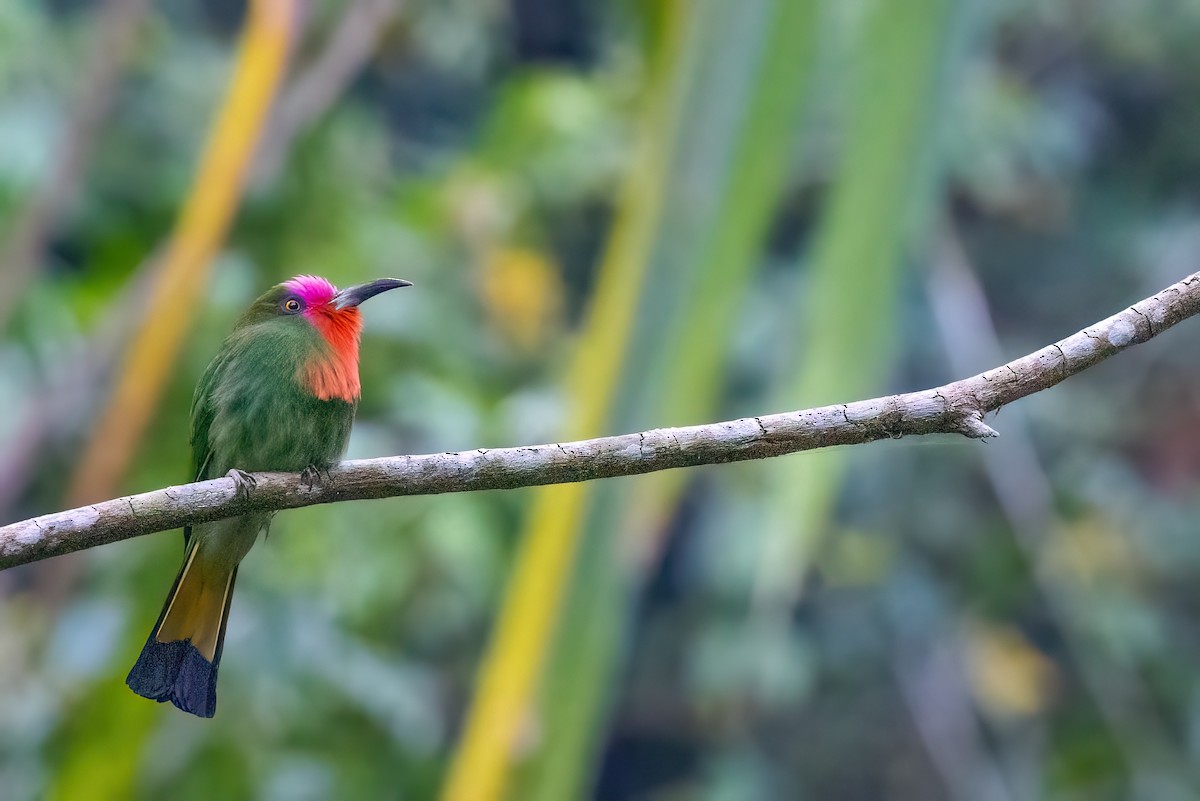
[126,274,411,717]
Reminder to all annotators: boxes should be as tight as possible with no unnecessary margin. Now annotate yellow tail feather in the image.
[155,543,235,662]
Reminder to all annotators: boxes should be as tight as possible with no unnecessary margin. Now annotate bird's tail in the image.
[126,540,237,718]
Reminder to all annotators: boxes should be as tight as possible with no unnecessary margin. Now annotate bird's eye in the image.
[283,298,302,313]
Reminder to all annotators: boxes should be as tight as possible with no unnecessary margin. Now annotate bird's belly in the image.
[193,512,271,571]
[209,384,355,475]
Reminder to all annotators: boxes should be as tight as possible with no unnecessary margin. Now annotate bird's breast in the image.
[300,350,361,402]
[207,352,357,475]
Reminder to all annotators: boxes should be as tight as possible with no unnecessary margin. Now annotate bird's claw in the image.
[227,469,257,501]
[301,464,331,490]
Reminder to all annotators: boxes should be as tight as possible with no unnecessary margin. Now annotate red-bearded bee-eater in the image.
[126,274,412,717]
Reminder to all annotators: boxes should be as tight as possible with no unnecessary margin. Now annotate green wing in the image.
[190,348,231,482]
[184,347,231,546]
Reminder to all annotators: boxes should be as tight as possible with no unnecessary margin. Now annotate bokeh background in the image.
[3,1,1200,799]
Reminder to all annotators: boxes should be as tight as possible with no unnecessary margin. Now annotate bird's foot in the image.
[227,469,257,501]
[301,464,331,490]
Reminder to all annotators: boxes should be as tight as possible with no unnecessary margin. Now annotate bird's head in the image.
[279,274,410,324]
[240,274,411,334]
[237,274,412,401]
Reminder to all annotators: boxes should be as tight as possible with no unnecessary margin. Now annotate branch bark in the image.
[3,270,1198,570]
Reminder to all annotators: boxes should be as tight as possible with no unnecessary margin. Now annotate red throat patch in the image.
[282,275,365,401]
[301,305,363,401]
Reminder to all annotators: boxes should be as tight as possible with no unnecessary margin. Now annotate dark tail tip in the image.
[126,636,219,718]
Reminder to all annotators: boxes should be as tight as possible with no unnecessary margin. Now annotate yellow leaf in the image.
[1044,518,1142,585]
[479,246,563,351]
[965,623,1058,719]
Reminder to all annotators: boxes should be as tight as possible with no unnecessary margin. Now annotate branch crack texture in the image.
[3,270,1199,569]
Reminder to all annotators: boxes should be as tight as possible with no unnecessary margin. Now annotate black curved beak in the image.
[333,278,413,310]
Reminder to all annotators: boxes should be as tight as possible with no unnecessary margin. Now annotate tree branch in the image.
[3,271,1198,570]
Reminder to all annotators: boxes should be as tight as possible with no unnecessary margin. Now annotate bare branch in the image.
[3,270,1199,570]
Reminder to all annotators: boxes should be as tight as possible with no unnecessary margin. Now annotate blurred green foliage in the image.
[4,1,1200,799]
